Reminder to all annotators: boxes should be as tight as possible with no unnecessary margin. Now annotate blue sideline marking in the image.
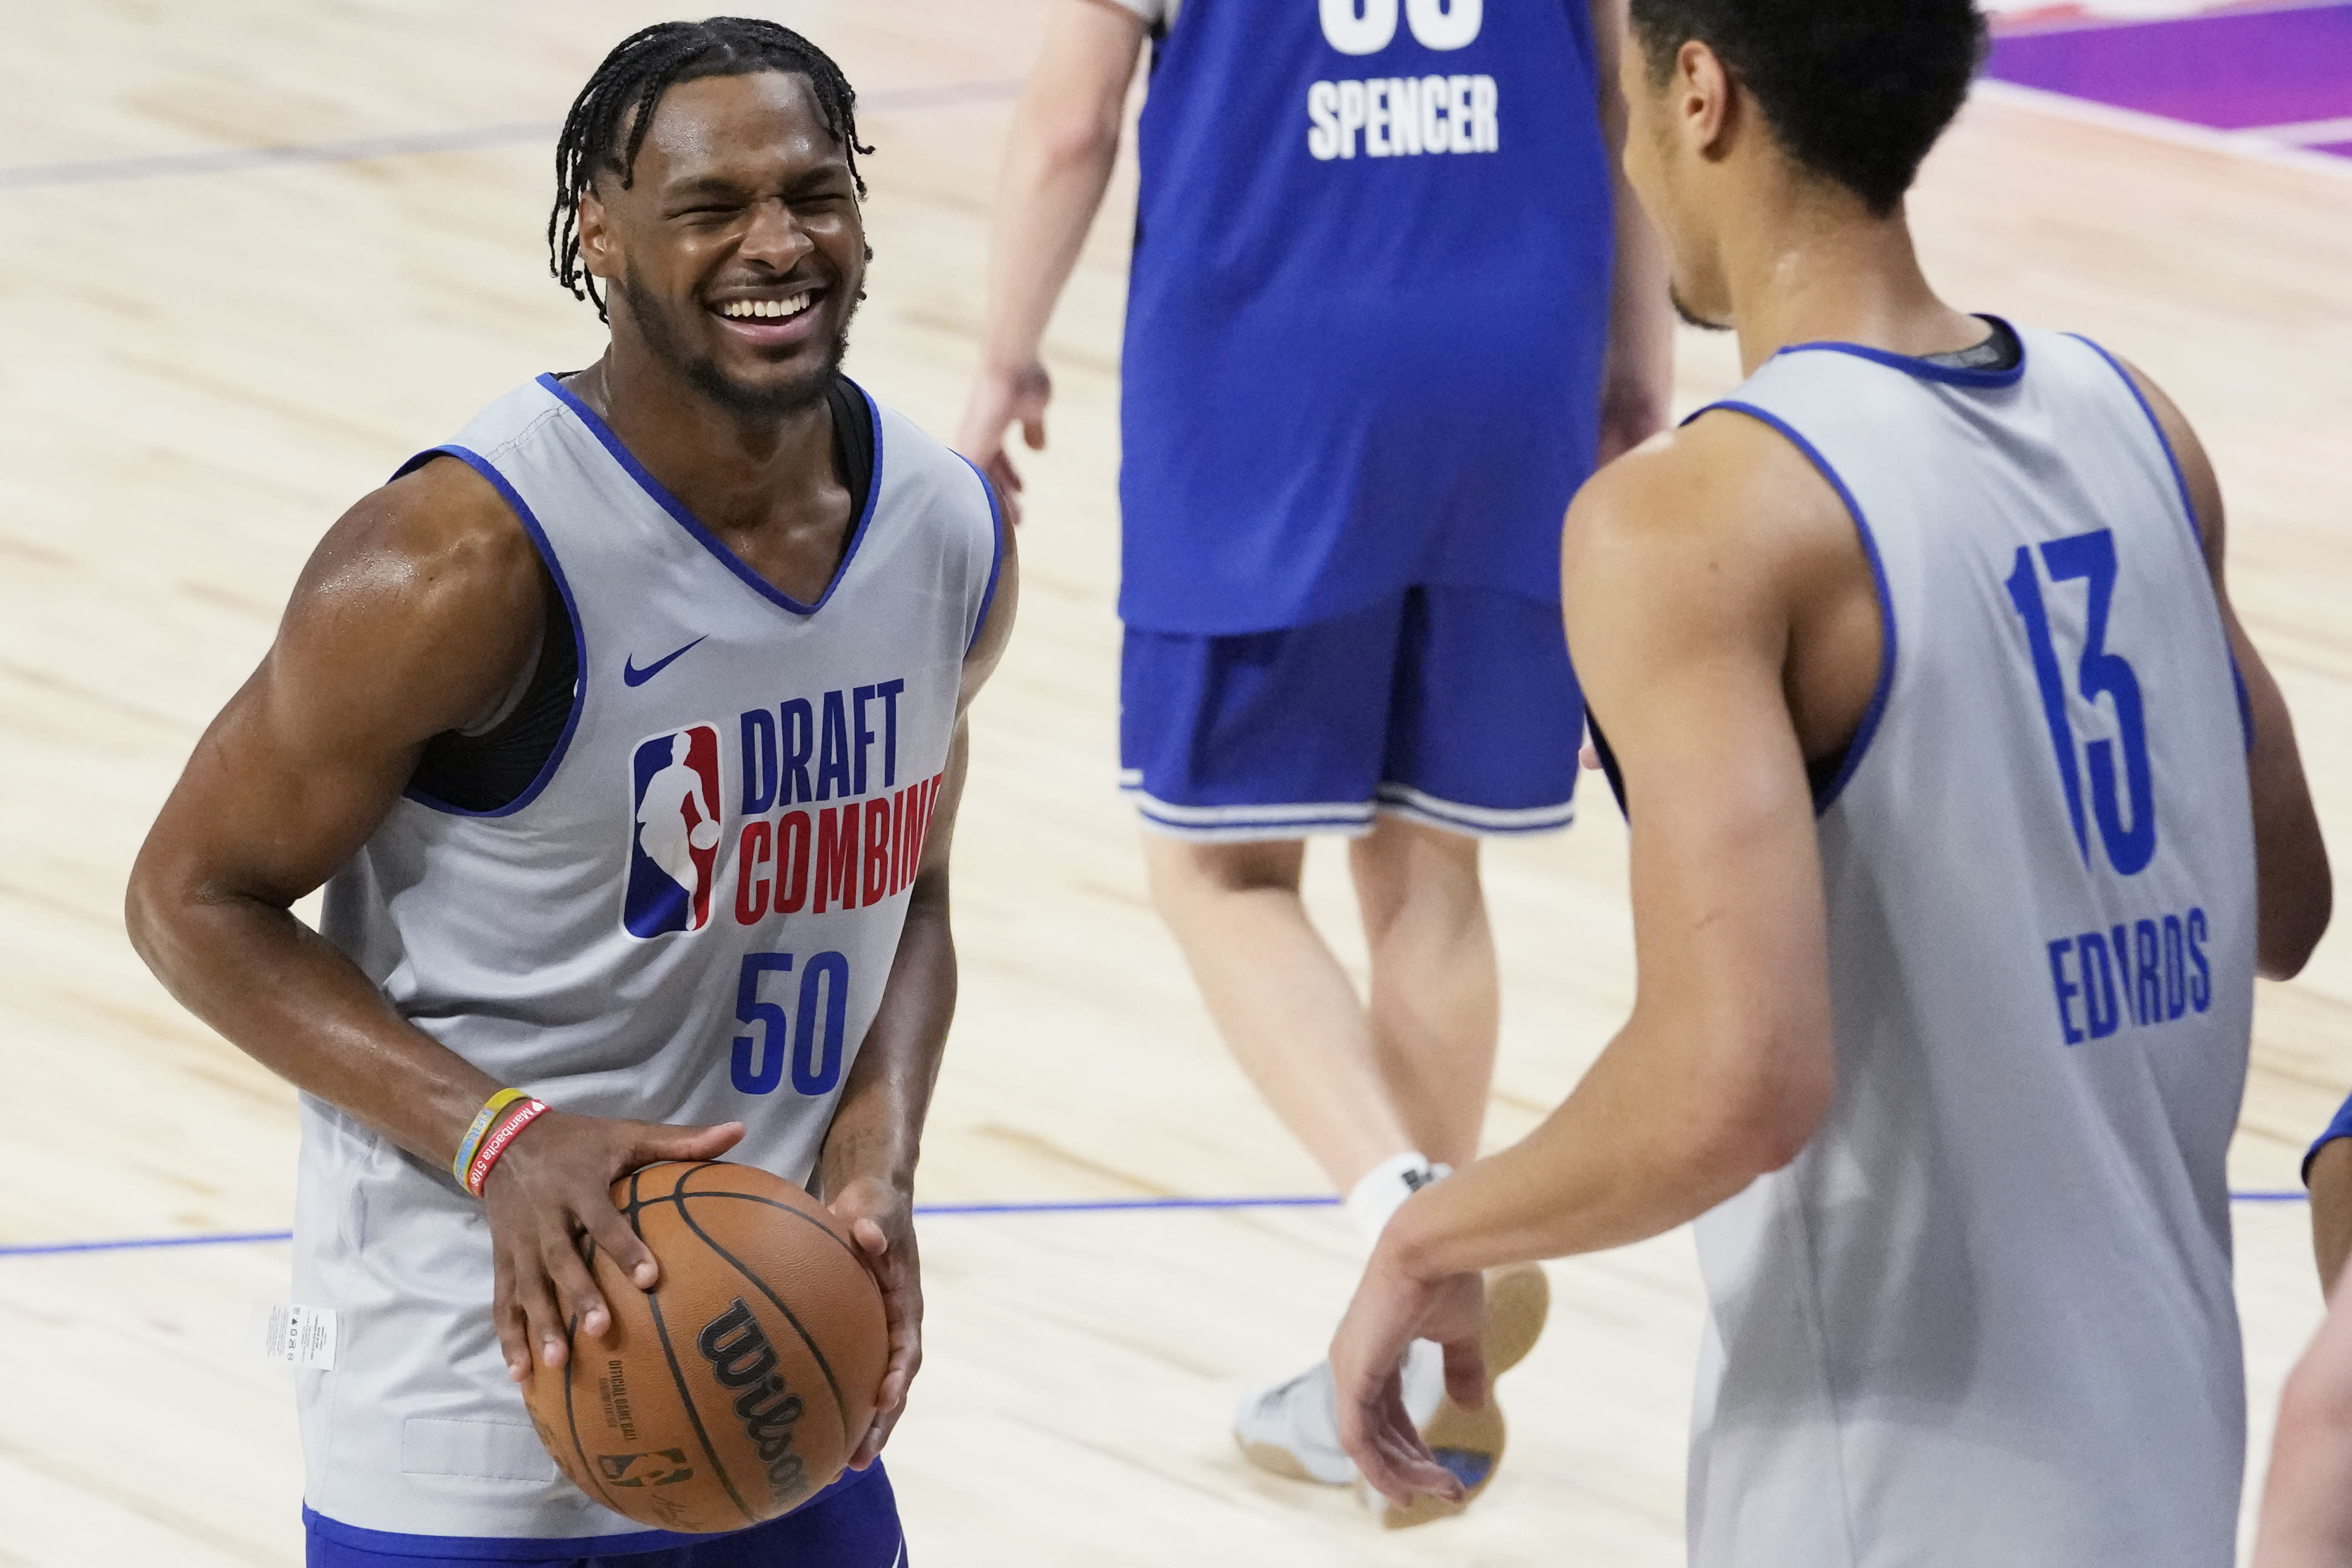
[0,1189,2311,1258]
[0,1194,1345,1258]
[0,81,1023,193]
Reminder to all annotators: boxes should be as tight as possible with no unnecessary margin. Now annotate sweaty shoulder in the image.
[276,454,547,745]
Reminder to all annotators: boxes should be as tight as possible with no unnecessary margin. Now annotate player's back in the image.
[1117,0,1619,634]
[1687,327,2256,1566]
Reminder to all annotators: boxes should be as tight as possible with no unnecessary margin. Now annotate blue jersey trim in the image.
[2063,333,2205,548]
[1775,318,2029,390]
[2306,1088,2352,1183]
[534,373,885,618]
[300,1465,876,1560]
[955,453,1007,658]
[388,445,589,819]
[1699,402,1899,817]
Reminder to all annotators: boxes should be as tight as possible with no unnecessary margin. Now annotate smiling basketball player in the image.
[127,19,1011,1566]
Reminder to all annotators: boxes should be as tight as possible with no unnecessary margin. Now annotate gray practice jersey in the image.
[300,374,1001,1541]
[1684,329,2256,1566]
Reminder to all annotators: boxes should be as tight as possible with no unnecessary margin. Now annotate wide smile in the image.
[709,288,824,348]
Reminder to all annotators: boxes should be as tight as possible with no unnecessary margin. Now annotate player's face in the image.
[1618,40,1733,331]
[584,70,867,417]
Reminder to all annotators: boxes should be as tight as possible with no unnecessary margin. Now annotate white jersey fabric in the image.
[1684,328,2256,1566]
[302,373,1001,1541]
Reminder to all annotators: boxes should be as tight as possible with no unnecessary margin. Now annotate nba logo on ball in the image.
[625,725,724,938]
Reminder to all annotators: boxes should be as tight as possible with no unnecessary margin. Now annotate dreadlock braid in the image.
[548,18,874,321]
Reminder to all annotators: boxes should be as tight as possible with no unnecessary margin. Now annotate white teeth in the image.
[719,293,813,321]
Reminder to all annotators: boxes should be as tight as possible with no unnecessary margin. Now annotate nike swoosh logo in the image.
[623,635,708,687]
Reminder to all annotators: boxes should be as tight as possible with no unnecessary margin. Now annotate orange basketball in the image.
[522,1160,888,1535]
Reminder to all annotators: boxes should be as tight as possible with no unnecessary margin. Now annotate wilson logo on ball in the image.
[696,1299,812,1506]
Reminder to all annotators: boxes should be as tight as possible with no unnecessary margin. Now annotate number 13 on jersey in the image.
[2005,526,2157,876]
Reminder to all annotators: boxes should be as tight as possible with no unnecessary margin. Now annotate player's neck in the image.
[1720,203,1984,378]
[576,342,838,533]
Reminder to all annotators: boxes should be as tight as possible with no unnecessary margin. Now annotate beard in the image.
[621,265,858,420]
[1669,281,1733,333]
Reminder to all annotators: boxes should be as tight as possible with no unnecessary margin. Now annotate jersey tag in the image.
[254,1302,339,1370]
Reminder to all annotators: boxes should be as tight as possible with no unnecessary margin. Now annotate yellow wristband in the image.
[452,1088,531,1187]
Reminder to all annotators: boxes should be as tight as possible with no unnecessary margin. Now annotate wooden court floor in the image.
[3,3,2350,1564]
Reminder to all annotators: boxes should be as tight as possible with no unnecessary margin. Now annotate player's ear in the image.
[1676,40,1736,158]
[578,190,618,283]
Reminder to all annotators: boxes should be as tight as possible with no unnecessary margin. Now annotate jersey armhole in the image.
[395,445,590,819]
[956,453,1009,658]
[1696,401,1899,817]
[2063,333,2204,551]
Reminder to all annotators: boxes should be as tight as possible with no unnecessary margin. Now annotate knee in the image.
[1354,819,1485,924]
[1143,834,1305,912]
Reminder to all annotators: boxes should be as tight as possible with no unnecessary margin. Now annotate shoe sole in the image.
[1360,1262,1550,1530]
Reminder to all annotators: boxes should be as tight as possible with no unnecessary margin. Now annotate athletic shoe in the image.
[1234,1339,1446,1485]
[1358,1261,1551,1530]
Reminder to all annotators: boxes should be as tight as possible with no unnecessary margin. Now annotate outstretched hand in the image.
[481,1111,745,1381]
[1330,1251,1487,1508]
[954,360,1052,528]
[828,1174,923,1469]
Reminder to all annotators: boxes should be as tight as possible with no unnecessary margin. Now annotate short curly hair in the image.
[1628,0,1988,216]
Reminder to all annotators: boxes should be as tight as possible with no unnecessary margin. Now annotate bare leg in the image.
[1142,833,1414,1191]
[1349,816,1497,1173]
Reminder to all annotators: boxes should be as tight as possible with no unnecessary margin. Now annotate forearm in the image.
[1598,168,1676,453]
[128,886,499,1167]
[818,896,957,1195]
[978,76,1125,372]
[1382,1026,1776,1282]
[2256,1319,2352,1566]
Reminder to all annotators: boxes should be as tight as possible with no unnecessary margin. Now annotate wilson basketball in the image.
[522,1161,888,1535]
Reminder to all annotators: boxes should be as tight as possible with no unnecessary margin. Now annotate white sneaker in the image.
[1235,1340,1446,1485]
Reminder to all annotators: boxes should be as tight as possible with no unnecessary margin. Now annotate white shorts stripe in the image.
[1374,782,1575,834]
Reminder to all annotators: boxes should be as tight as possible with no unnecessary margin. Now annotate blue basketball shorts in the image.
[304,1462,905,1567]
[1120,586,1582,841]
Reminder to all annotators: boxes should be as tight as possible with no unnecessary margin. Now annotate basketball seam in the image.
[669,1189,858,1444]
[634,1164,760,1528]
[560,1293,631,1516]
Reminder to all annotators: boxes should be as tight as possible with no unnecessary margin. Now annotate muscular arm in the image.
[1334,423,1842,1501]
[126,458,544,1161]
[953,0,1145,509]
[1394,431,1835,1274]
[126,458,741,1378]
[2129,363,2330,979]
[1588,0,1676,463]
[816,509,1020,1465]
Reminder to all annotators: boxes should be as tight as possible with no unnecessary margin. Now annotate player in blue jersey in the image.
[128,20,1012,1566]
[1327,0,2331,1561]
[957,0,1671,1520]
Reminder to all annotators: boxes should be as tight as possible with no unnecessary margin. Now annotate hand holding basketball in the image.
[825,1173,924,1468]
[481,1110,747,1380]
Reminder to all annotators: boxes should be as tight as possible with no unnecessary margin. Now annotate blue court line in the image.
[0,1195,1344,1258]
[0,79,1023,192]
[0,1189,2313,1258]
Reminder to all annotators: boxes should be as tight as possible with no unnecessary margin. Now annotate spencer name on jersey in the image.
[1305,0,1498,161]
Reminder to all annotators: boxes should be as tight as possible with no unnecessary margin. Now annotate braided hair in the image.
[549,18,873,320]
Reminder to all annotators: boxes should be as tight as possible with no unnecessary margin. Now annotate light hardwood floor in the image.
[2,4,2348,1564]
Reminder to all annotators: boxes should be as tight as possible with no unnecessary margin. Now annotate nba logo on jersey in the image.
[625,724,724,938]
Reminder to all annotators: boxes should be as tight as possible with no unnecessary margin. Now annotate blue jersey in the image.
[1117,0,1618,635]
